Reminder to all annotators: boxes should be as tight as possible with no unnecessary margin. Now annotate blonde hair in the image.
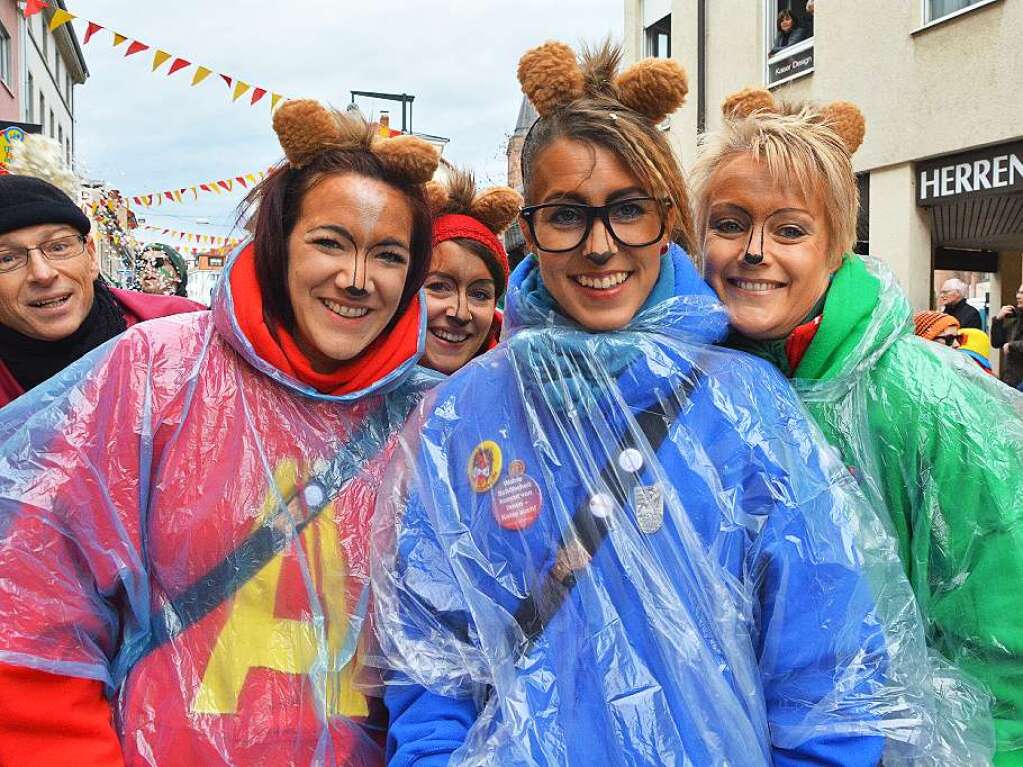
[690,106,858,269]
[519,41,696,258]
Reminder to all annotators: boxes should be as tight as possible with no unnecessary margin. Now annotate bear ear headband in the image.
[721,86,866,154]
[517,41,689,125]
[272,99,440,184]
[425,168,523,235]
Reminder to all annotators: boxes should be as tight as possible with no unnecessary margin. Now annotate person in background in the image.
[770,9,807,55]
[137,242,191,298]
[374,42,990,767]
[0,100,441,766]
[960,328,996,376]
[421,168,521,375]
[693,86,1022,765]
[913,310,962,348]
[0,176,202,409]
[992,284,1023,389]
[941,277,983,329]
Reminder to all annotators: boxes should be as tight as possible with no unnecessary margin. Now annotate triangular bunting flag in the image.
[270,93,284,112]
[191,66,212,86]
[217,180,232,192]
[22,0,48,18]
[145,195,153,206]
[133,196,142,206]
[125,41,149,57]
[245,174,256,184]
[220,74,233,88]
[236,176,247,188]
[200,184,212,192]
[112,33,128,47]
[191,187,198,200]
[164,192,174,202]
[152,50,171,71]
[232,81,251,102]
[209,182,221,194]
[48,9,74,31]
[168,58,191,76]
[83,22,103,44]
[250,88,267,106]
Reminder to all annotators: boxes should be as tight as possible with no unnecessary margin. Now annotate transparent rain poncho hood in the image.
[0,243,438,766]
[372,244,993,766]
[779,253,1023,763]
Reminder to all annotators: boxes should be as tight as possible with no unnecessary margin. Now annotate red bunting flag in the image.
[22,0,48,17]
[200,184,212,192]
[220,74,233,88]
[250,87,267,106]
[236,176,247,188]
[84,21,103,44]
[125,41,149,57]
[168,58,191,76]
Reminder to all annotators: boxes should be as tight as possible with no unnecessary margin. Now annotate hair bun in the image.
[272,99,343,169]
[518,41,585,118]
[818,101,866,154]
[470,187,523,235]
[721,87,776,119]
[615,59,689,124]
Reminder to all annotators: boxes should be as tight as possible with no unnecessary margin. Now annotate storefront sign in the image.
[0,121,42,172]
[768,46,814,86]
[917,140,1023,206]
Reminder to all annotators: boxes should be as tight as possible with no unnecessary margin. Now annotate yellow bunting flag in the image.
[271,93,284,112]
[152,50,172,71]
[112,33,127,47]
[191,66,212,86]
[245,174,256,185]
[49,9,75,31]
[232,81,251,102]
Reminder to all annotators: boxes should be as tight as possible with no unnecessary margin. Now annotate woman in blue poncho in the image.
[371,41,992,767]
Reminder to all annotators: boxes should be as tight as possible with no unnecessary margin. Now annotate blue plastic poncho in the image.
[0,244,437,765]
[371,245,993,766]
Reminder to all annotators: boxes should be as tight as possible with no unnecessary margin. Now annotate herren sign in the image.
[917,140,1023,206]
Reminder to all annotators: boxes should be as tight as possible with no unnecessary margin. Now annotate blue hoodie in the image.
[376,245,944,766]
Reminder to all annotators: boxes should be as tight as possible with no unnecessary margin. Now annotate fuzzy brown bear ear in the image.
[721,87,776,119]
[272,99,342,169]
[615,58,688,124]
[818,101,866,154]
[371,135,440,186]
[424,180,449,217]
[470,187,524,234]
[517,41,585,118]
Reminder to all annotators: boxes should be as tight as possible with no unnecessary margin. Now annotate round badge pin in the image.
[492,472,543,530]
[467,440,503,493]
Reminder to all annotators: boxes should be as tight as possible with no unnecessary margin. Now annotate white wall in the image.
[23,11,76,165]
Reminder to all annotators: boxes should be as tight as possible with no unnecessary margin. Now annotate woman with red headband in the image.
[421,169,521,374]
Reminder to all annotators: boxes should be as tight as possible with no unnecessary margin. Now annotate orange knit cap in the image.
[913,311,960,341]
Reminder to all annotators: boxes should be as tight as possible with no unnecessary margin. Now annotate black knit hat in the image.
[0,175,91,236]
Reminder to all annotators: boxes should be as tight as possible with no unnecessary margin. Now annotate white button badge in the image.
[617,448,644,473]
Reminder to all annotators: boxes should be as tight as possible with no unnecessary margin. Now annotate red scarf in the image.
[785,314,823,375]
[230,243,421,396]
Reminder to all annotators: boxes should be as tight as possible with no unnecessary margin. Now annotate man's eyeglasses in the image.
[519,197,671,253]
[0,234,86,274]
[935,333,965,347]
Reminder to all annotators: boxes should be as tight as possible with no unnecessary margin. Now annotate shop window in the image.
[766,0,815,87]
[645,15,671,59]
[926,0,988,22]
[0,23,10,88]
[855,173,870,255]
[27,74,35,121]
[768,0,814,57]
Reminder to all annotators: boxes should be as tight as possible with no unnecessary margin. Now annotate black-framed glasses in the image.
[0,234,86,274]
[520,196,671,253]
[935,333,965,347]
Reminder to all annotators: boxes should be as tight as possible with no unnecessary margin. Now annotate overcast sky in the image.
[69,1,624,245]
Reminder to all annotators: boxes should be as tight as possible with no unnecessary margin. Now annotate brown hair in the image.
[242,149,433,333]
[518,41,696,257]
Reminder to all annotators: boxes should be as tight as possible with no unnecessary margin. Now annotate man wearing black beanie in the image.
[0,175,203,407]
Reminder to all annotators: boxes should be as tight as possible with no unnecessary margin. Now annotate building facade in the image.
[0,1,23,122]
[623,0,1023,326]
[21,1,87,167]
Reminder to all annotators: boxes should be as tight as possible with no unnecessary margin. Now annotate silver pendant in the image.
[633,484,664,534]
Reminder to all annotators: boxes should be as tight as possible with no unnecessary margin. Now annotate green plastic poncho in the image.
[779,253,1023,766]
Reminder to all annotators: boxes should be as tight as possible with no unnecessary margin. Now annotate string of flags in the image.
[23,2,288,111]
[127,167,273,207]
[139,225,243,248]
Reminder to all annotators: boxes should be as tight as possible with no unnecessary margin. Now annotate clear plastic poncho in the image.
[784,253,1023,761]
[371,246,993,766]
[0,245,436,766]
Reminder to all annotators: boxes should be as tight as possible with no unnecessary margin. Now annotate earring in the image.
[742,252,764,266]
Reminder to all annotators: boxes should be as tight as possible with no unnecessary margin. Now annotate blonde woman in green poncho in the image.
[691,88,1023,766]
